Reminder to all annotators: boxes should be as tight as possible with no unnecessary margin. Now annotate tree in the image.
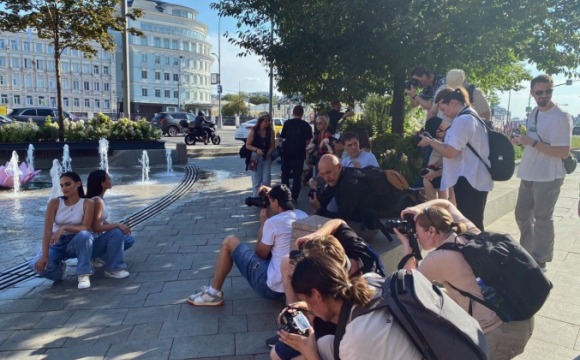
[212,0,580,133]
[222,95,249,116]
[248,95,269,105]
[0,0,142,141]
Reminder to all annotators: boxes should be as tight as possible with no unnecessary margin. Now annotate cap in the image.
[446,69,466,89]
[257,111,271,120]
[268,184,295,209]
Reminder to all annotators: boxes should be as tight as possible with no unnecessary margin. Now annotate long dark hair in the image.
[86,169,108,198]
[253,113,272,135]
[60,171,85,198]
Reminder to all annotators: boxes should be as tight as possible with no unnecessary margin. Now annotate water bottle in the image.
[476,277,497,304]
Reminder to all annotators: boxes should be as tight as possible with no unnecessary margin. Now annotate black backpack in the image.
[334,270,489,360]
[461,108,515,181]
[437,232,552,322]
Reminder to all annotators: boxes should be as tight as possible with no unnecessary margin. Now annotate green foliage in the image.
[248,95,269,105]
[0,121,40,143]
[572,135,580,149]
[222,95,250,116]
[372,133,424,183]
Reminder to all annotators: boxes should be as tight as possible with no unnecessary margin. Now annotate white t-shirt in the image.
[517,105,571,182]
[441,107,493,192]
[341,151,379,168]
[261,209,308,292]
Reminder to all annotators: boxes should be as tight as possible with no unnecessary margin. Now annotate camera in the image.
[420,168,430,177]
[245,195,269,208]
[383,214,423,260]
[510,129,520,140]
[279,308,310,336]
[411,131,432,147]
[405,78,420,90]
[421,165,441,176]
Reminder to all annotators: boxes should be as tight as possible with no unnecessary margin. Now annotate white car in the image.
[234,118,286,141]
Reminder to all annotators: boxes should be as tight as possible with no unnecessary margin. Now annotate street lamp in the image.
[177,55,183,110]
[211,52,221,128]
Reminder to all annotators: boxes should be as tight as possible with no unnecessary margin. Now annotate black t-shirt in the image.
[280,118,313,160]
[327,109,344,135]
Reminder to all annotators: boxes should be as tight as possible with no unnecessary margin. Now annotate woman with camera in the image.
[275,237,420,360]
[246,112,276,197]
[394,199,533,360]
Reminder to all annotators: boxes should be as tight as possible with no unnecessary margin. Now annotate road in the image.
[161,125,242,150]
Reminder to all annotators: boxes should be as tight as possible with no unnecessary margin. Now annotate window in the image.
[11,58,20,68]
[104,99,110,109]
[37,78,45,88]
[62,79,69,90]
[84,99,90,107]
[73,80,80,90]
[71,49,79,57]
[155,71,160,80]
[93,65,99,74]
[141,54,148,62]
[103,51,111,60]
[154,37,161,47]
[142,88,148,96]
[72,63,80,72]
[13,95,20,105]
[38,96,45,105]
[173,73,179,81]
[94,99,100,108]
[10,40,18,51]
[0,75,4,85]
[63,97,69,107]
[172,40,179,50]
[164,90,170,98]
[173,57,179,65]
[154,56,160,64]
[34,43,42,52]
[164,72,170,81]
[83,81,90,90]
[26,96,33,105]
[174,90,179,98]
[163,38,170,49]
[0,95,7,104]
[23,58,33,69]
[0,57,5,67]
[61,62,70,72]
[141,70,147,79]
[50,97,56,107]
[25,76,32,88]
[165,56,170,65]
[104,83,110,92]
[12,75,19,87]
[23,42,31,52]
[74,98,80,107]
[47,45,54,54]
[82,64,90,74]
[49,78,56,89]
[155,89,161,97]
[36,60,44,70]
[48,60,56,72]
[93,82,100,91]
[103,66,109,75]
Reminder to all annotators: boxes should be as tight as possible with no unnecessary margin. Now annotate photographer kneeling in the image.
[394,199,533,360]
[276,238,421,360]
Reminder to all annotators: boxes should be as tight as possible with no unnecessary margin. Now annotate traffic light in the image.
[277,102,281,110]
[217,84,223,94]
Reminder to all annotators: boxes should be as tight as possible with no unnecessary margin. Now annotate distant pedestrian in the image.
[511,74,572,272]
[327,99,354,135]
[246,112,276,196]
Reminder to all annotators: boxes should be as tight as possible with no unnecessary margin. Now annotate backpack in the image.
[437,232,553,322]
[239,144,251,159]
[334,270,489,360]
[461,108,515,181]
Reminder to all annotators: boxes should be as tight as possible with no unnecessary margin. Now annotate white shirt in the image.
[517,105,571,182]
[441,108,493,192]
[341,151,379,168]
[261,209,308,292]
[53,198,86,235]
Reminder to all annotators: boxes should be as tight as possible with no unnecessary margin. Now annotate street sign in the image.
[211,73,220,84]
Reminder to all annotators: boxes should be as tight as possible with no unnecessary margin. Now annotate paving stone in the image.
[218,315,248,334]
[159,317,218,339]
[127,322,163,343]
[0,327,73,350]
[169,334,235,359]
[106,338,173,360]
[0,298,43,314]
[234,330,273,356]
[232,298,285,316]
[64,309,129,327]
[133,270,181,282]
[61,326,105,347]
[0,350,46,359]
[43,343,110,359]
[123,305,180,325]
[34,310,76,329]
[0,312,45,331]
[178,302,234,321]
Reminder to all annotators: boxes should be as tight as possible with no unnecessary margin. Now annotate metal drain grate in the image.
[0,165,200,291]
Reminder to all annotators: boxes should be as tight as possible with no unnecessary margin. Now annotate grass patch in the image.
[573,136,580,149]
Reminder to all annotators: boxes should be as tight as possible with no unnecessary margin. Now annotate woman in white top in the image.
[29,172,95,289]
[86,170,132,279]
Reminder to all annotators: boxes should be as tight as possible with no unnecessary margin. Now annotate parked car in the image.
[150,112,196,137]
[0,114,13,125]
[8,107,78,126]
[234,117,285,141]
[573,126,580,135]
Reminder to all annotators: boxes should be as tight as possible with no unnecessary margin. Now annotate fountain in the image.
[7,152,22,193]
[99,137,109,173]
[165,148,175,176]
[48,159,63,200]
[139,150,150,183]
[62,144,72,173]
[26,144,35,173]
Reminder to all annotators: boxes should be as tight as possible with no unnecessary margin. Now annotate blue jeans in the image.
[249,154,272,196]
[91,228,128,272]
[231,243,284,300]
[123,234,135,251]
[29,231,94,281]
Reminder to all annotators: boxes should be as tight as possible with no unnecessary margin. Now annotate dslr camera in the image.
[383,214,422,260]
[411,131,432,147]
[405,78,421,90]
[279,308,310,336]
[244,189,269,208]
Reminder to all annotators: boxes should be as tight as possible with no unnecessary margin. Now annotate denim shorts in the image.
[231,243,284,300]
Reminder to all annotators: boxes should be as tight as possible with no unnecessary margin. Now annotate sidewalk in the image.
[0,155,578,359]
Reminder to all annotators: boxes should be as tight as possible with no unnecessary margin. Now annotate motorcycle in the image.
[180,120,221,145]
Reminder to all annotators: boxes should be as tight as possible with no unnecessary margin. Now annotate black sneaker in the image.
[265,334,279,348]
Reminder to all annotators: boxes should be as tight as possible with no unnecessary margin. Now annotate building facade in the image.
[0,31,117,118]
[117,0,214,117]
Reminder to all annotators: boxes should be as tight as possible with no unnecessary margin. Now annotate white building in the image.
[0,31,117,118]
[117,0,214,117]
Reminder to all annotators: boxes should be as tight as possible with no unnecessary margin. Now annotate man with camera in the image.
[327,99,355,135]
[310,154,379,242]
[187,184,308,306]
[405,66,446,111]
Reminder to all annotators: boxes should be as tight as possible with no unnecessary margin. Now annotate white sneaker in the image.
[92,258,105,269]
[104,270,130,279]
[78,275,91,289]
[187,286,224,306]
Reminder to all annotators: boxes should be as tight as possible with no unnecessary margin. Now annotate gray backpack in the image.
[334,270,489,360]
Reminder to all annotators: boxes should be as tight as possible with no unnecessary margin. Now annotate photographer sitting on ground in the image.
[310,154,378,242]
[394,199,533,359]
[276,238,421,360]
[187,184,307,306]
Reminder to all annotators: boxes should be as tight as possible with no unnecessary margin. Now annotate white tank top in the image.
[92,196,109,224]
[53,198,85,235]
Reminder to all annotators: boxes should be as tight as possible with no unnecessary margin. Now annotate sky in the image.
[179,1,580,119]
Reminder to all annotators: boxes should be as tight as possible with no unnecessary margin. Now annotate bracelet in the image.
[532,140,538,147]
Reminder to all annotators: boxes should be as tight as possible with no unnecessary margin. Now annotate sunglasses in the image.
[533,88,553,96]
[423,206,436,228]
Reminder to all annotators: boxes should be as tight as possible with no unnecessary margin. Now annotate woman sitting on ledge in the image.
[29,172,95,289]
[86,169,132,279]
